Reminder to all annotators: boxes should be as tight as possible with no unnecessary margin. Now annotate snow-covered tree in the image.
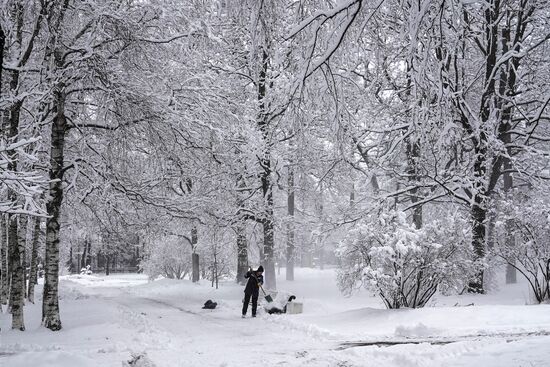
[337,209,476,308]
[493,188,550,303]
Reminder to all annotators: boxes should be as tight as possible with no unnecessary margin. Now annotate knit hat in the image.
[256,265,264,273]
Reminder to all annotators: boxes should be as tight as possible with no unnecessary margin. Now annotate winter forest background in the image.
[1,0,550,356]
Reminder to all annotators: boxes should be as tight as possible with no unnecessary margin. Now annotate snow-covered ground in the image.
[1,268,549,367]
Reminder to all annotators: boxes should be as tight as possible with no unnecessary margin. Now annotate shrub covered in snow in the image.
[336,209,476,308]
[140,235,192,280]
[493,192,550,303]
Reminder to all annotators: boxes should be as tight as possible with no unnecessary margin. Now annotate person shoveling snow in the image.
[241,266,264,318]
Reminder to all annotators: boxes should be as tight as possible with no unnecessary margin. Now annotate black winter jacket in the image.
[244,271,264,295]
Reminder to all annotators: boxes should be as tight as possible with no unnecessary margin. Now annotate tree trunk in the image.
[17,214,28,299]
[192,253,200,282]
[0,24,5,94]
[67,246,74,273]
[42,67,67,331]
[80,240,87,270]
[503,159,516,283]
[315,185,324,270]
[236,221,248,284]
[286,164,295,281]
[255,44,276,291]
[259,132,275,288]
[263,216,276,290]
[7,218,13,312]
[8,214,25,330]
[86,239,92,267]
[27,216,41,303]
[406,140,422,229]
[499,14,517,285]
[6,13,25,327]
[1,215,8,306]
[212,250,219,289]
[467,0,500,294]
[260,168,276,286]
[105,254,110,276]
[191,226,199,282]
[235,172,248,284]
[469,194,487,293]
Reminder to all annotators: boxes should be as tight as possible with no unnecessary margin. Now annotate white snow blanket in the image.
[1,268,549,367]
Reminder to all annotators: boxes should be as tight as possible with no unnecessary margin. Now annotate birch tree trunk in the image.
[286,163,295,281]
[8,214,24,330]
[6,5,25,327]
[17,214,28,299]
[42,55,67,330]
[0,215,7,306]
[0,24,5,313]
[0,23,4,96]
[27,216,41,303]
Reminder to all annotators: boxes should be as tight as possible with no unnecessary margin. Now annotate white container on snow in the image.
[286,302,303,314]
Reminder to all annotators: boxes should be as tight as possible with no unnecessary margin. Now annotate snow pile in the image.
[6,351,98,367]
[394,322,442,338]
[124,353,157,367]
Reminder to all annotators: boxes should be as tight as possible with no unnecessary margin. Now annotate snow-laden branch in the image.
[287,0,365,82]
[286,0,362,40]
[136,31,206,44]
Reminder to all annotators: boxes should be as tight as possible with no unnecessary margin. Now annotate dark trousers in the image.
[242,292,258,316]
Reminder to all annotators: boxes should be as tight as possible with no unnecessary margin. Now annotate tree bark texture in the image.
[257,46,276,291]
[27,216,41,303]
[503,152,516,283]
[286,164,295,281]
[469,192,487,293]
[192,253,200,282]
[191,226,199,282]
[0,24,4,96]
[0,216,8,306]
[6,11,25,327]
[8,214,25,330]
[235,173,249,283]
[17,213,28,299]
[42,73,66,331]
[406,140,422,229]
[467,0,500,293]
[236,221,248,284]
[498,9,519,285]
[105,254,110,275]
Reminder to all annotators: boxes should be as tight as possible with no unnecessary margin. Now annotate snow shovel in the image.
[259,284,273,303]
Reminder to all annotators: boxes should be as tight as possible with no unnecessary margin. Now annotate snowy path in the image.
[95,286,338,366]
[102,284,550,367]
[2,270,550,367]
